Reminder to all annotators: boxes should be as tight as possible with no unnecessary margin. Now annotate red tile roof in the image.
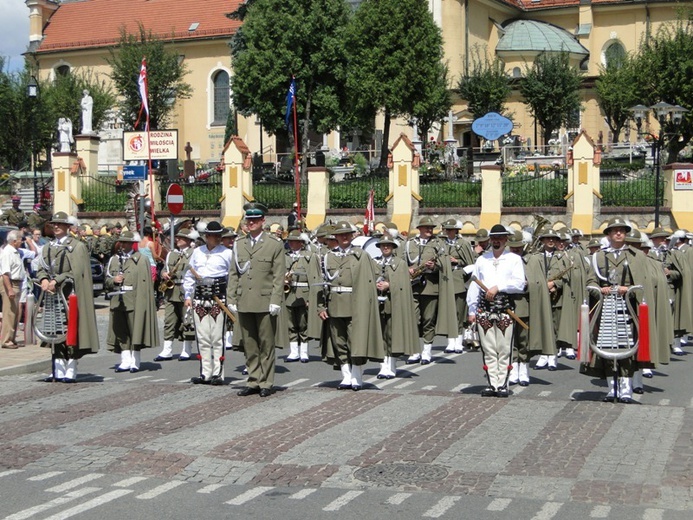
[498,0,672,11]
[37,0,242,53]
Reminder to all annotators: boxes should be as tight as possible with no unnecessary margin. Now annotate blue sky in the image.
[0,0,30,73]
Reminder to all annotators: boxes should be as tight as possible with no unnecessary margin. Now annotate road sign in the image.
[122,165,147,181]
[166,183,184,215]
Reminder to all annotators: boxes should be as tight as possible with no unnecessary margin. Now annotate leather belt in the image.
[121,285,134,291]
[330,286,353,293]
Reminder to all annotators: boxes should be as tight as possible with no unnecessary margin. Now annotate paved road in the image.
[0,300,692,519]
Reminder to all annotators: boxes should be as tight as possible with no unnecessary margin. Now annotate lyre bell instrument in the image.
[34,280,72,345]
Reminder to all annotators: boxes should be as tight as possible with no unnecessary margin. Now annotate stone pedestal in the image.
[51,152,82,215]
[74,134,100,176]
[306,167,328,230]
[221,136,253,228]
[388,133,421,233]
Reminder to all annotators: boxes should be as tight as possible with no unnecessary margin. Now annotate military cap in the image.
[474,228,489,242]
[332,221,355,235]
[489,224,512,236]
[204,221,224,234]
[538,229,560,240]
[50,211,71,225]
[286,229,304,241]
[558,229,571,241]
[587,238,602,249]
[376,237,398,248]
[441,218,462,230]
[222,227,237,239]
[626,229,642,244]
[11,195,21,202]
[243,202,268,219]
[315,224,331,239]
[507,230,525,248]
[175,228,194,239]
[603,218,632,234]
[571,228,583,237]
[416,216,436,228]
[118,230,138,242]
[650,227,670,239]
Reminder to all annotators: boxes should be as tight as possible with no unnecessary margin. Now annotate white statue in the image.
[58,117,74,153]
[80,89,93,134]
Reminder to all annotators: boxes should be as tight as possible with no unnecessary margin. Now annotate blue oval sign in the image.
[471,112,514,141]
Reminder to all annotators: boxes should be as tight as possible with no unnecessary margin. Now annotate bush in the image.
[419,180,481,207]
[502,176,568,207]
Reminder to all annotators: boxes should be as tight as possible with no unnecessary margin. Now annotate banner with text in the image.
[123,130,178,161]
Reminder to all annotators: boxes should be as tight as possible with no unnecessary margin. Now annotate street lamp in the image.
[629,102,688,227]
[26,76,39,206]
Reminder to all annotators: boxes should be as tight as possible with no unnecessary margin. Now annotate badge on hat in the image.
[332,221,355,234]
[50,211,71,225]
[243,202,268,219]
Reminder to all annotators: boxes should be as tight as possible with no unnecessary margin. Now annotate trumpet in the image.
[159,278,175,292]
[283,271,293,294]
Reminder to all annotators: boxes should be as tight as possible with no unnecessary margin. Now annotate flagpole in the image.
[291,79,301,227]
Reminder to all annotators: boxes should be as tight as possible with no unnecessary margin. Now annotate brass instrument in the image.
[283,271,293,294]
[159,251,187,293]
[527,214,551,253]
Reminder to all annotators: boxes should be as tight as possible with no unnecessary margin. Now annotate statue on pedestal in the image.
[81,89,94,134]
[57,118,74,153]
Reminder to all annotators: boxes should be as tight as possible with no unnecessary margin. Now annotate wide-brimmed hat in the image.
[603,218,632,234]
[650,227,670,239]
[118,230,138,242]
[474,228,489,242]
[204,221,224,234]
[416,216,436,228]
[507,230,525,248]
[222,227,237,239]
[175,228,194,239]
[626,229,642,244]
[539,229,560,240]
[50,211,71,225]
[332,221,355,235]
[571,228,583,237]
[489,224,512,236]
[243,202,268,219]
[587,238,602,249]
[441,218,462,230]
[376,237,398,248]
[286,229,304,241]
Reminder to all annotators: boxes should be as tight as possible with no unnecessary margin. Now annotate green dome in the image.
[497,19,588,56]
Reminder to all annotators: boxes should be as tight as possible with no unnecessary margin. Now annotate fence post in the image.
[306,167,328,230]
[567,131,600,235]
[479,165,502,229]
[388,133,421,233]
[663,163,693,230]
[221,136,253,228]
[51,150,82,215]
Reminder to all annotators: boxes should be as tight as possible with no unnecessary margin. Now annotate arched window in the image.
[212,70,230,126]
[55,64,70,78]
[604,41,626,69]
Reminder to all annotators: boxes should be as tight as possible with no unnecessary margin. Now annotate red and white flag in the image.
[138,57,149,117]
[364,189,375,236]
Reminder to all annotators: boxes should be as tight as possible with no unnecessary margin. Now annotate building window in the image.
[55,64,70,77]
[212,70,230,126]
[604,41,626,69]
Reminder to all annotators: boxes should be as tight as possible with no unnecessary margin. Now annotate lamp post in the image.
[27,76,39,206]
[629,102,688,228]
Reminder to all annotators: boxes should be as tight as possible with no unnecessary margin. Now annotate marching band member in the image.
[283,230,315,363]
[38,212,99,383]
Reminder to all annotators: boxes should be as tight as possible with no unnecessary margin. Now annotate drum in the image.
[351,236,380,259]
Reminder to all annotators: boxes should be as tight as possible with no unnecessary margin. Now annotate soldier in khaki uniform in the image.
[284,230,315,363]
[155,228,196,361]
[228,203,286,397]
[3,196,25,227]
[105,231,159,373]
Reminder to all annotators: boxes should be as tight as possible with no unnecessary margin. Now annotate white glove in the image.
[228,303,238,314]
[269,304,281,316]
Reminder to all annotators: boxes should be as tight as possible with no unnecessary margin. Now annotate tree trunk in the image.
[378,109,391,170]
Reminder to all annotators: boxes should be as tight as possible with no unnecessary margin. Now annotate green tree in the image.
[595,54,640,143]
[457,48,510,118]
[231,0,349,176]
[107,25,192,130]
[0,61,30,170]
[633,20,693,159]
[346,0,448,168]
[520,51,582,145]
[413,62,451,142]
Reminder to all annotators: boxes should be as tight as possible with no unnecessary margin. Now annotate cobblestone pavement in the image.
[1,373,692,518]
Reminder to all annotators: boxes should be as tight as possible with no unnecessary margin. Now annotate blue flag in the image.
[285,78,296,129]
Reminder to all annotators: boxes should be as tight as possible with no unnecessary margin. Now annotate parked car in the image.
[91,257,104,297]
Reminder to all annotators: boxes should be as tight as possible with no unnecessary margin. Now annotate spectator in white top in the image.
[0,230,27,348]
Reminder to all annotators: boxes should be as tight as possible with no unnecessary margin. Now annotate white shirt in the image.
[0,244,26,281]
[466,249,525,315]
[183,244,233,300]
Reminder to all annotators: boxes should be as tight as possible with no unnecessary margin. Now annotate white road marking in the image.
[149,378,168,382]
[386,493,411,505]
[659,399,670,406]
[421,385,437,390]
[538,391,552,397]
[450,383,469,393]
[512,386,526,395]
[280,378,309,388]
[643,508,664,520]
[113,476,148,488]
[46,473,103,493]
[5,487,100,520]
[632,394,643,402]
[0,470,23,478]
[41,489,132,520]
[423,496,461,518]
[530,501,563,520]
[27,472,64,482]
[101,377,114,381]
[487,498,511,511]
[126,375,152,381]
[289,488,317,500]
[198,484,224,494]
[393,381,414,389]
[590,505,611,518]
[226,486,274,505]
[323,490,363,511]
[136,480,185,499]
[177,379,191,383]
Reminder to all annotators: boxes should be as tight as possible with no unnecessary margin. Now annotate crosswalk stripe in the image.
[450,383,469,393]
[226,487,274,505]
[659,399,670,406]
[136,480,185,499]
[323,490,363,511]
[530,501,562,520]
[289,488,317,500]
[27,471,64,481]
[538,391,552,397]
[643,508,664,520]
[5,486,100,520]
[421,385,437,390]
[590,505,611,518]
[512,386,526,395]
[281,378,309,388]
[46,473,103,493]
[393,381,414,389]
[126,375,152,381]
[386,493,411,505]
[177,379,191,383]
[113,476,148,488]
[0,470,23,478]
[198,484,225,494]
[41,489,132,520]
[423,496,461,518]
[149,378,169,382]
[487,498,511,511]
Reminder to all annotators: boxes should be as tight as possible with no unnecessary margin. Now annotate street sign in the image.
[471,112,514,141]
[166,183,184,214]
[122,165,147,181]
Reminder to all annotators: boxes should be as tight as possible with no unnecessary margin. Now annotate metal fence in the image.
[252,178,308,209]
[502,170,569,207]
[419,178,481,208]
[329,177,388,209]
[80,175,130,212]
[599,170,660,207]
[159,177,223,211]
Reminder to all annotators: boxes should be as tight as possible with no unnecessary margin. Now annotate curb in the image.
[0,359,52,377]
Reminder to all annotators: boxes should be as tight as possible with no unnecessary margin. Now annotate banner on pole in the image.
[123,130,178,161]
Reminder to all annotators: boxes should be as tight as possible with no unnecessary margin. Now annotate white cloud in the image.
[0,0,30,72]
